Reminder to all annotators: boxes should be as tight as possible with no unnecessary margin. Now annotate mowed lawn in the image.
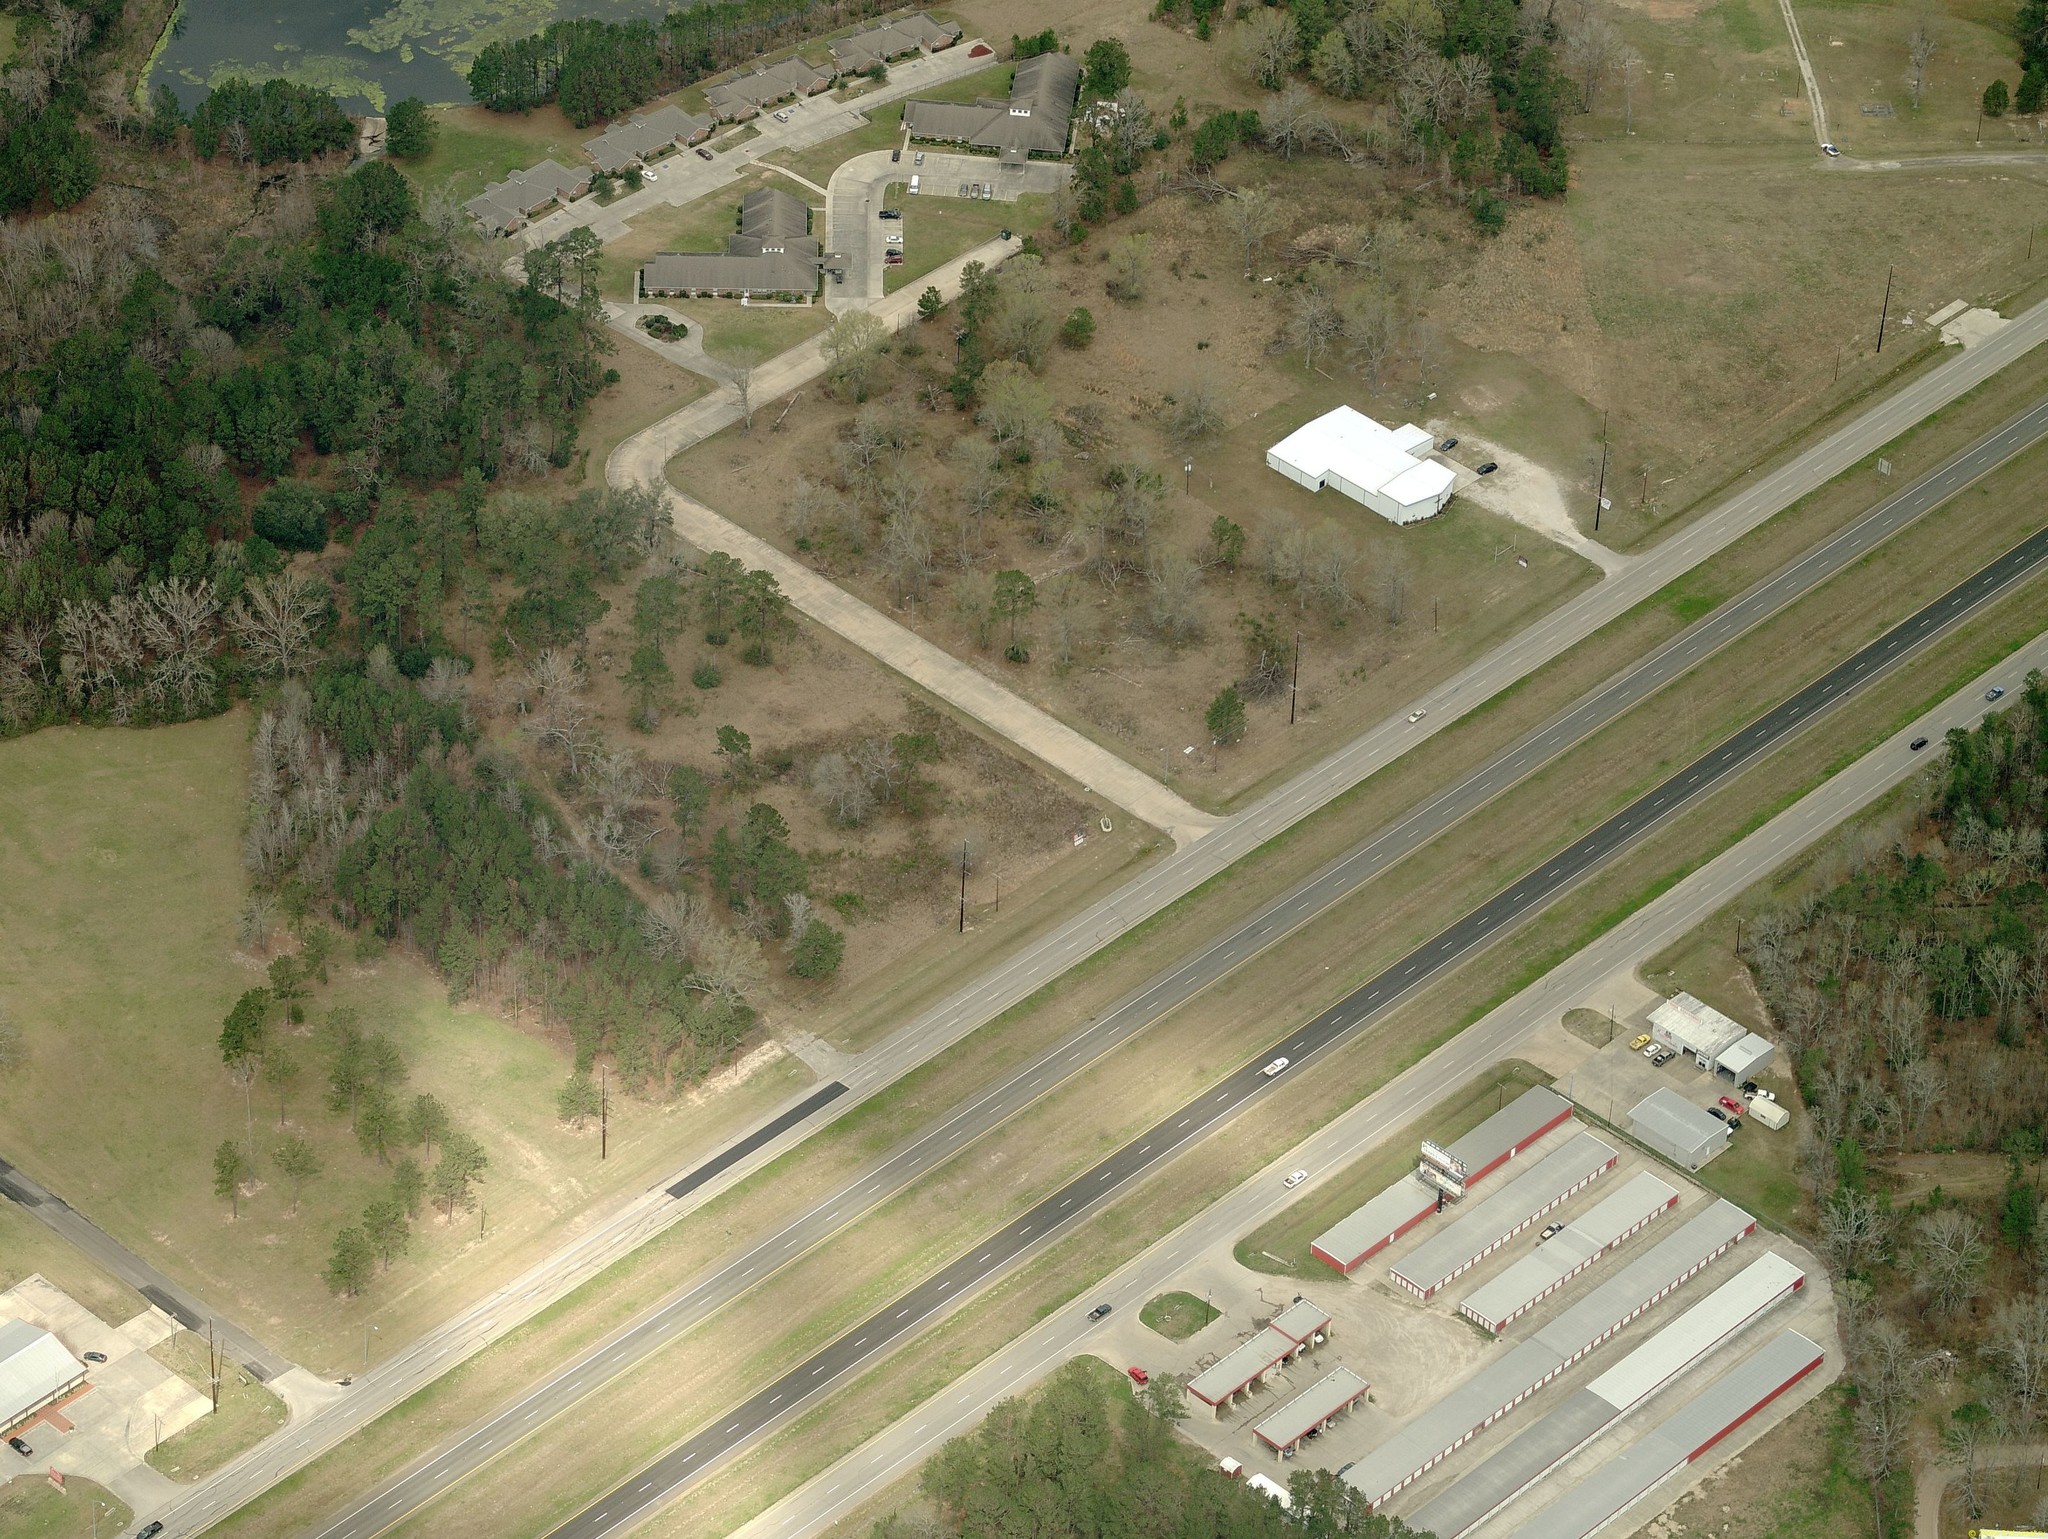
[0,713,791,1372]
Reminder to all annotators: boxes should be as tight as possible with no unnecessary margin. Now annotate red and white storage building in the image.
[1311,1087,1574,1274]
[1340,1199,1757,1510]
[1458,1171,1679,1334]
[1407,1251,1807,1539]
[1508,1328,1825,1539]
[1389,1133,1617,1301]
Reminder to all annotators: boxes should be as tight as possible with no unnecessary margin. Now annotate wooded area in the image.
[1742,673,2048,1532]
[884,1360,1433,1538]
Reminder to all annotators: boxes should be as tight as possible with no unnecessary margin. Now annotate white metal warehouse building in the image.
[1389,1133,1618,1301]
[1341,1199,1757,1509]
[1312,1088,1574,1274]
[0,1319,86,1431]
[1265,406,1459,525]
[1458,1171,1680,1334]
[1508,1329,1827,1539]
[1409,1251,1806,1539]
[1649,993,1776,1079]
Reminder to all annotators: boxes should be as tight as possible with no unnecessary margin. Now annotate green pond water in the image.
[150,0,670,113]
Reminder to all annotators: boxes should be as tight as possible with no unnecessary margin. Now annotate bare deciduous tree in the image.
[1263,84,1316,159]
[1238,8,1302,90]
[1916,1209,1990,1319]
[228,570,324,677]
[1222,186,1283,272]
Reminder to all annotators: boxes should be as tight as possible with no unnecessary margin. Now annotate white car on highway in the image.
[1283,1169,1309,1189]
[1261,1057,1291,1078]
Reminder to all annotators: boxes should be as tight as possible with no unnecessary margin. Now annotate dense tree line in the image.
[188,77,356,164]
[467,0,906,122]
[889,1360,1432,1537]
[0,0,119,214]
[467,18,666,125]
[0,160,611,734]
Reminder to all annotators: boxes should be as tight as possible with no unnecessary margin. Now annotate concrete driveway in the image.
[825,149,1070,311]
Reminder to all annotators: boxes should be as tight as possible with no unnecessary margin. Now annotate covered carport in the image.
[1252,1366,1370,1459]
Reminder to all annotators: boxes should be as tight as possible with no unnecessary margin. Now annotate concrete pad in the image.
[1941,307,2009,349]
[1438,434,1631,577]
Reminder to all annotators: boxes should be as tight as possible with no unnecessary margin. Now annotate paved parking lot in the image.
[1,1275,209,1514]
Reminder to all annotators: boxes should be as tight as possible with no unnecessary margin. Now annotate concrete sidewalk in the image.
[608,238,1223,848]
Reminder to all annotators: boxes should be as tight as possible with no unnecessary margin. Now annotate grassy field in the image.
[0,1475,129,1539]
[882,188,1044,292]
[1233,1062,1553,1274]
[193,535,2043,1538]
[0,1206,147,1328]
[1137,1290,1220,1340]
[143,1330,289,1481]
[0,713,814,1372]
[563,332,710,490]
[695,303,832,367]
[405,105,585,209]
[1803,0,2043,154]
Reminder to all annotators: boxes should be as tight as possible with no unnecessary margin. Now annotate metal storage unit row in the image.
[1509,1330,1826,1539]
[1409,1252,1804,1539]
[1341,1200,1755,1508]
[1391,1134,1618,1300]
[1457,1172,1679,1333]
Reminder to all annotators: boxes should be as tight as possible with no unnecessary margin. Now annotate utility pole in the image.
[1875,266,1894,354]
[1591,411,1610,533]
[1289,633,1301,725]
[958,841,969,933]
[208,1320,220,1413]
[1432,595,1439,633]
[599,1064,608,1161]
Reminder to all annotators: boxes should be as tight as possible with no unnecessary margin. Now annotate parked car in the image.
[1750,1088,1778,1103]
[1740,1079,1760,1095]
[1629,1033,1652,1052]
[1284,1169,1309,1189]
[1477,461,1499,475]
[1088,1303,1113,1321]
[1128,1366,1150,1385]
[1539,1221,1565,1241]
[1987,685,2007,701]
[1652,1049,1677,1067]
[915,150,925,164]
[1707,1106,1728,1122]
[772,109,790,122]
[1641,1041,1662,1059]
[82,1350,108,1363]
[1261,1057,1291,1078]
[879,208,902,219]
[1438,436,1459,451]
[640,170,657,182]
[696,146,714,160]
[1725,1116,1742,1131]
[891,147,901,162]
[1821,142,1841,156]
[7,1435,31,1456]
[1719,1095,1745,1115]
[1910,736,1930,751]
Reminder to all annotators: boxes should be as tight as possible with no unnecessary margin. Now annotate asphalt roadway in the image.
[735,634,2048,1539]
[303,396,2048,1539]
[539,509,2048,1535]
[153,312,2048,1539]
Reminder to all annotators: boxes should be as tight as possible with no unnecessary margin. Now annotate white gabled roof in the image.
[0,1318,84,1426]
[1267,406,1451,502]
[1650,992,1747,1058]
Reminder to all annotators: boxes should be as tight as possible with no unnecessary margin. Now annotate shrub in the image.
[692,658,723,689]
[790,919,845,979]
[1060,307,1096,348]
[252,480,329,551]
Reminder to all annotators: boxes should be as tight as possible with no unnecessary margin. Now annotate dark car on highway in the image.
[1910,736,1930,751]
[1088,1302,1112,1321]
[137,1525,165,1539]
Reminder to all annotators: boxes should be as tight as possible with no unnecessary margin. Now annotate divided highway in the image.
[541,508,2048,1536]
[306,399,2048,1539]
